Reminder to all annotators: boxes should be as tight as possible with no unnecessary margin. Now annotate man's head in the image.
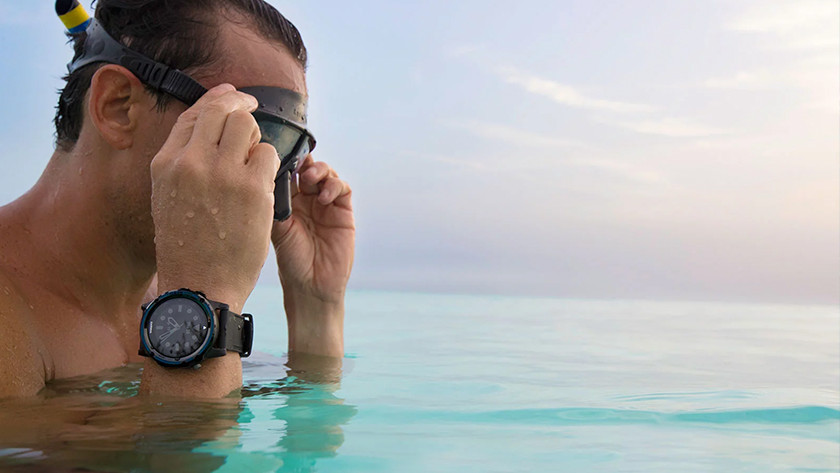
[52,0,309,263]
[55,0,308,151]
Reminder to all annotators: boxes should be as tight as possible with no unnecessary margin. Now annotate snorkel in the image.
[55,0,315,221]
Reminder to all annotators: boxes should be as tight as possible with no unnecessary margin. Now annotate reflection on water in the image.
[0,353,356,473]
[3,291,838,472]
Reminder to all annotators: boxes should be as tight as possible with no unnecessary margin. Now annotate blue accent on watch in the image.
[139,288,253,368]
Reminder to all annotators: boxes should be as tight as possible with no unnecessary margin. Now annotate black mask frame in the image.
[68,18,316,221]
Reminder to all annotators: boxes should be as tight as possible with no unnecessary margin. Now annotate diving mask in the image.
[67,18,315,221]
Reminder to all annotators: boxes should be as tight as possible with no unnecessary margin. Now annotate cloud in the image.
[490,66,724,139]
[700,47,838,114]
[495,66,654,114]
[454,47,723,140]
[726,0,839,51]
[702,63,838,96]
[394,149,493,173]
[398,145,668,185]
[702,71,778,90]
[440,119,585,149]
[560,157,668,184]
[609,117,727,138]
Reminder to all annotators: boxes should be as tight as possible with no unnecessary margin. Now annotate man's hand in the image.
[271,156,355,357]
[150,84,279,311]
[142,83,279,397]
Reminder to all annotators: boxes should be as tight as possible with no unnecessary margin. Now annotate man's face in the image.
[147,21,308,144]
[120,19,307,259]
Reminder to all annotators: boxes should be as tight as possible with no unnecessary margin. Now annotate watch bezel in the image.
[140,289,217,367]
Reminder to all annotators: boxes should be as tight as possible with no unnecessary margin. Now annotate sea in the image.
[0,288,837,472]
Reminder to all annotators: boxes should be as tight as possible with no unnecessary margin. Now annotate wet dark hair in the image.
[55,0,307,151]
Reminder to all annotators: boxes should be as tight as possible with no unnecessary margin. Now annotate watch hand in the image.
[159,327,178,342]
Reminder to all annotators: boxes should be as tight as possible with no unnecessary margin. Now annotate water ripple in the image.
[367,405,840,427]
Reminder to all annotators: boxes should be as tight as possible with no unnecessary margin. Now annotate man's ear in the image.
[88,65,149,150]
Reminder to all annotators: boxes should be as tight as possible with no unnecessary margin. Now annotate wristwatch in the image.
[139,289,253,368]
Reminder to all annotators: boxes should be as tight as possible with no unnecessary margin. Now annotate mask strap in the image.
[68,19,208,105]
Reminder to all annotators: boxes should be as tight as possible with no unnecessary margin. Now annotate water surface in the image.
[0,290,837,472]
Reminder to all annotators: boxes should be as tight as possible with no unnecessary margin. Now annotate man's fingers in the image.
[165,84,234,149]
[163,108,199,151]
[333,188,353,210]
[299,161,336,195]
[190,88,258,150]
[317,177,351,205]
[219,110,261,165]
[291,155,312,196]
[294,157,348,205]
[247,143,282,192]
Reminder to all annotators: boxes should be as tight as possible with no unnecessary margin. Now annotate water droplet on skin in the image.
[178,240,184,247]
[78,167,83,176]
[186,211,195,218]
[210,208,219,215]
[218,231,226,240]
[28,304,34,310]
[2,286,9,296]
[170,189,177,198]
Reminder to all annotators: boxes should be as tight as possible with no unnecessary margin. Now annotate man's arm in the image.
[140,84,278,398]
[271,156,355,358]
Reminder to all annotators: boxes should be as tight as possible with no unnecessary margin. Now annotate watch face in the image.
[144,297,212,362]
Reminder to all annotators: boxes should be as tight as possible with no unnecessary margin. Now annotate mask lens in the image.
[294,139,311,172]
[256,118,304,159]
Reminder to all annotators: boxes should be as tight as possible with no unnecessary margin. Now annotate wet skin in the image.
[0,12,354,398]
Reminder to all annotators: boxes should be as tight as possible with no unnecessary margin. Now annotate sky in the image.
[0,1,837,304]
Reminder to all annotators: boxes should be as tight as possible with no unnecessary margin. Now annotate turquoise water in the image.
[0,289,837,472]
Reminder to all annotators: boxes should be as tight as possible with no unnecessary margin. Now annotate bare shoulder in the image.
[0,267,47,398]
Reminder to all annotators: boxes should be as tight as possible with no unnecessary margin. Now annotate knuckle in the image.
[206,83,234,97]
[175,109,199,126]
[202,101,229,116]
[149,156,166,176]
[150,148,180,174]
[230,109,257,125]
[254,142,280,162]
[235,90,258,103]
[248,144,281,176]
[226,108,257,131]
[150,151,167,165]
[173,152,205,177]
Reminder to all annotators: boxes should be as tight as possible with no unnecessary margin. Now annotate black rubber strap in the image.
[69,19,208,106]
[217,308,254,358]
[158,69,208,105]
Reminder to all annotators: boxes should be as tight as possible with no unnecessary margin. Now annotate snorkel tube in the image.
[56,0,91,34]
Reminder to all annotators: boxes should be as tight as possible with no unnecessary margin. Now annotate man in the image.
[0,0,354,398]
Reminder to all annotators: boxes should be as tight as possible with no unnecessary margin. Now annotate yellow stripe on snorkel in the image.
[59,4,91,33]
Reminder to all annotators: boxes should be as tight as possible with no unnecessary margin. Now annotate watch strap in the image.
[205,299,253,358]
[216,308,254,357]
